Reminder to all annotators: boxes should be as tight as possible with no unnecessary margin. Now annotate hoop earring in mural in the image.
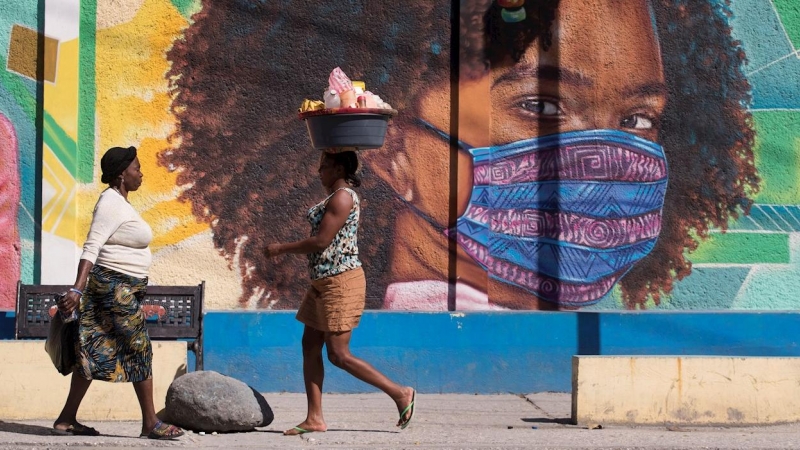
[497,0,526,23]
[415,119,668,307]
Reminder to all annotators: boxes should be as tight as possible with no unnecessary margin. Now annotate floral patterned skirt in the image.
[75,265,152,382]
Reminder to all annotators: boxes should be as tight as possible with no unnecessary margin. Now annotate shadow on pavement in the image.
[521,417,573,425]
[0,421,130,439]
[254,428,397,434]
[327,428,398,433]
[0,421,54,436]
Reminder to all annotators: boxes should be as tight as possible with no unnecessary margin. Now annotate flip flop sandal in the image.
[139,420,185,440]
[52,424,100,436]
[398,389,416,430]
[284,426,313,435]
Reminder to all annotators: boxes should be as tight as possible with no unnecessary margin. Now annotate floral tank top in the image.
[307,187,362,280]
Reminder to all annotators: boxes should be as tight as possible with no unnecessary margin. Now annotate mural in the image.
[2,0,799,312]
[1,3,41,309]
[0,113,21,309]
[1,0,90,310]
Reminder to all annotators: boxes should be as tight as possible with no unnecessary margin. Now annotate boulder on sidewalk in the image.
[164,370,274,432]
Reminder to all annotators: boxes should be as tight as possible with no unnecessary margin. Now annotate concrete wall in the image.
[1,0,799,312]
[573,356,800,425]
[0,340,187,420]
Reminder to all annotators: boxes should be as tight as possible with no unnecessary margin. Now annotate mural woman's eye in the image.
[518,99,560,117]
[620,114,655,130]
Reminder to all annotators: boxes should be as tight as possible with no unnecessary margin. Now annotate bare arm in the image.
[265,190,353,257]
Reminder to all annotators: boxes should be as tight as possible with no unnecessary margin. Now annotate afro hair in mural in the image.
[162,0,758,310]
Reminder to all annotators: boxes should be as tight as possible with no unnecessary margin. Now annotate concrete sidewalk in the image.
[1,393,799,449]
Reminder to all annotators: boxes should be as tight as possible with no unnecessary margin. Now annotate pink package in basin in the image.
[328,67,354,94]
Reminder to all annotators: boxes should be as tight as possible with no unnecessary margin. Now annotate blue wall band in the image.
[4,310,798,393]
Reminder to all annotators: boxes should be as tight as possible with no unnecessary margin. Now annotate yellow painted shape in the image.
[42,38,80,242]
[90,0,206,251]
[0,341,186,420]
[42,145,77,237]
[44,39,80,140]
[149,230,245,310]
[572,356,800,425]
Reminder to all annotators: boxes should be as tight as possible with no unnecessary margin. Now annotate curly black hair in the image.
[162,0,758,309]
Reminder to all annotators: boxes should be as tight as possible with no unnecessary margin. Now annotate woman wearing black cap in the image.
[53,146,184,440]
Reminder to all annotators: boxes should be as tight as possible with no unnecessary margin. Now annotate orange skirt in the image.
[296,267,366,332]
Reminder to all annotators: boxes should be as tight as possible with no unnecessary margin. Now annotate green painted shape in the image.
[687,232,789,264]
[658,267,751,310]
[43,111,78,176]
[772,0,800,49]
[171,0,201,19]
[0,54,36,121]
[1,55,80,178]
[751,111,800,205]
[78,0,97,183]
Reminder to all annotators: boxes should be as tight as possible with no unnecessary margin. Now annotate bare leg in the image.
[133,377,184,439]
[284,326,328,435]
[54,372,94,431]
[325,331,415,426]
[133,378,159,435]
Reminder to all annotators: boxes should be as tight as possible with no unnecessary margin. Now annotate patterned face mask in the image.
[417,120,668,307]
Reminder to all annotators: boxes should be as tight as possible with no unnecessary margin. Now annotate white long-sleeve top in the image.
[80,188,153,278]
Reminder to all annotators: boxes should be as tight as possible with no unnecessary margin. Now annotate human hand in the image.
[264,243,283,258]
[58,290,81,315]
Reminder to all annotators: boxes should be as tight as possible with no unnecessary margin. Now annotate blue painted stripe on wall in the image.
[202,311,580,393]
[598,312,800,356]
[201,311,800,394]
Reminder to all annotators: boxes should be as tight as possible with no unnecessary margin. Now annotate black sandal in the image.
[52,423,100,436]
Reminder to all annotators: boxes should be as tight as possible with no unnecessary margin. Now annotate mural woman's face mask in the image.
[417,120,668,307]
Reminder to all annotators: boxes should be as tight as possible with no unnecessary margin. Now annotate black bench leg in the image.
[190,338,203,371]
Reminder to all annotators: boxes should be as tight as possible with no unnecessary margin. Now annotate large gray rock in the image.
[164,371,274,432]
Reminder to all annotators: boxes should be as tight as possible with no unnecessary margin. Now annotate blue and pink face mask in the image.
[417,120,668,307]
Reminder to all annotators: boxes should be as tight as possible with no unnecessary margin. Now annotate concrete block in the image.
[0,340,187,420]
[572,356,800,426]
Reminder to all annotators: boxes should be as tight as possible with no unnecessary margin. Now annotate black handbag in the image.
[44,297,79,376]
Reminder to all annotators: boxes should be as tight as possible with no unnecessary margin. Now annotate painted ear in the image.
[361,128,414,201]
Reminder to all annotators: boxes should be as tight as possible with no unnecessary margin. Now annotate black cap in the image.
[100,146,137,184]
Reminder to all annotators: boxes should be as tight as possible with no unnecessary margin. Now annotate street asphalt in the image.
[1,392,798,449]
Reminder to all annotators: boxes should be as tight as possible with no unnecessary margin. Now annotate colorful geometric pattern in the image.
[463,206,662,249]
[472,141,667,184]
[732,0,800,111]
[655,0,800,310]
[457,129,668,307]
[456,232,625,306]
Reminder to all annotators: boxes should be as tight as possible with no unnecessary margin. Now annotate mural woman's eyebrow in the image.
[492,64,593,88]
[623,81,667,98]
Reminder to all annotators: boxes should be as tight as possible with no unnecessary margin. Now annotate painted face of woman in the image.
[406,0,669,307]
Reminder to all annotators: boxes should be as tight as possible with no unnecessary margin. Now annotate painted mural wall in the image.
[1,0,799,312]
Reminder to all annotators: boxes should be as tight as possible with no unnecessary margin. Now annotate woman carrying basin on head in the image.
[264,150,416,434]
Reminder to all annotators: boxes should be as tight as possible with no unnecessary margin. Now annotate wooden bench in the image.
[14,281,204,370]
